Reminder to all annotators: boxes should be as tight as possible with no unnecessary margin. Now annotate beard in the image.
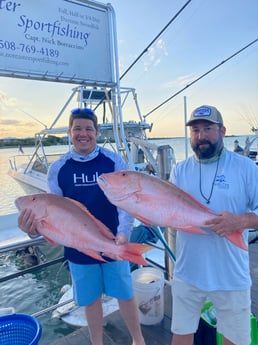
[191,140,219,159]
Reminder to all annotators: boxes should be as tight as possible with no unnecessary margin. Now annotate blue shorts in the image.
[68,260,134,306]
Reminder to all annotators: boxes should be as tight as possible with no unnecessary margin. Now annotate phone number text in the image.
[0,40,59,58]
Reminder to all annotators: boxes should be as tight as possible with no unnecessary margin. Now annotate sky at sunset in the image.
[0,0,257,139]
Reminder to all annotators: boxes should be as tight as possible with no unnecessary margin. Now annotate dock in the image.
[50,240,258,345]
[50,283,172,345]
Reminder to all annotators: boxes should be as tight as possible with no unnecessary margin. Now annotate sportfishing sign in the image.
[0,0,116,85]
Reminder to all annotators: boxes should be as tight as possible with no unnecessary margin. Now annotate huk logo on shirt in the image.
[73,172,99,186]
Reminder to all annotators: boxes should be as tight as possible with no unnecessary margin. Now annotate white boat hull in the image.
[0,213,44,253]
[8,168,47,193]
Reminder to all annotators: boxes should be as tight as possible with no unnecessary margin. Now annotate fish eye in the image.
[122,172,126,176]
[32,197,36,201]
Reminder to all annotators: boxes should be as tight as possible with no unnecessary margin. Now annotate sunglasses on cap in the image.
[71,108,95,116]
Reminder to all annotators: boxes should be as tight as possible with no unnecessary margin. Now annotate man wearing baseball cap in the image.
[170,105,258,345]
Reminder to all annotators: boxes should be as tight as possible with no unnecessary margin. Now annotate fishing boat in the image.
[8,128,66,193]
[8,85,174,194]
[0,213,45,255]
[246,131,258,165]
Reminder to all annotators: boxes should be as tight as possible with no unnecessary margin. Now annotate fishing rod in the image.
[17,108,48,129]
[94,0,192,111]
[144,38,258,119]
[149,226,176,263]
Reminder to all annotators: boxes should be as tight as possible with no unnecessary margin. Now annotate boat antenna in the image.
[144,38,258,119]
[238,106,258,132]
[119,0,192,80]
[17,108,48,129]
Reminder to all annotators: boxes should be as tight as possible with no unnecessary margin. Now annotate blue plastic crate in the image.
[0,314,42,345]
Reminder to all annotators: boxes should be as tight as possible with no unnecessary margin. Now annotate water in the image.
[0,146,75,345]
[0,135,248,344]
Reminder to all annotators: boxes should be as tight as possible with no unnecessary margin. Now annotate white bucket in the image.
[132,267,164,325]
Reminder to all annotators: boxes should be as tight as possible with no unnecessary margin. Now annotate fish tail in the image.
[226,230,247,250]
[119,243,153,266]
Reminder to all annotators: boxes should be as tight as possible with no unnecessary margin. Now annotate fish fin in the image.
[186,193,214,213]
[133,215,153,226]
[178,226,207,234]
[135,216,206,236]
[37,220,59,245]
[66,197,115,240]
[82,250,108,262]
[225,230,247,251]
[91,219,115,240]
[117,243,153,265]
[65,197,89,211]
[43,235,58,246]
[171,183,215,215]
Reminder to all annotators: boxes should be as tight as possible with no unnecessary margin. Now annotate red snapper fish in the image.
[97,170,247,250]
[15,193,151,265]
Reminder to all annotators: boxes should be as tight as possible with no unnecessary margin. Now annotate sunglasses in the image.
[71,108,95,116]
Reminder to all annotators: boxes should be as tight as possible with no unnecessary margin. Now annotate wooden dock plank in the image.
[50,314,173,345]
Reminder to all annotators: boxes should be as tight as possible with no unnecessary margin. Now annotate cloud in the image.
[0,90,17,111]
[0,116,39,137]
[144,38,168,71]
[0,118,37,127]
[0,89,42,137]
[156,38,168,55]
[162,73,197,89]
[0,119,20,125]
